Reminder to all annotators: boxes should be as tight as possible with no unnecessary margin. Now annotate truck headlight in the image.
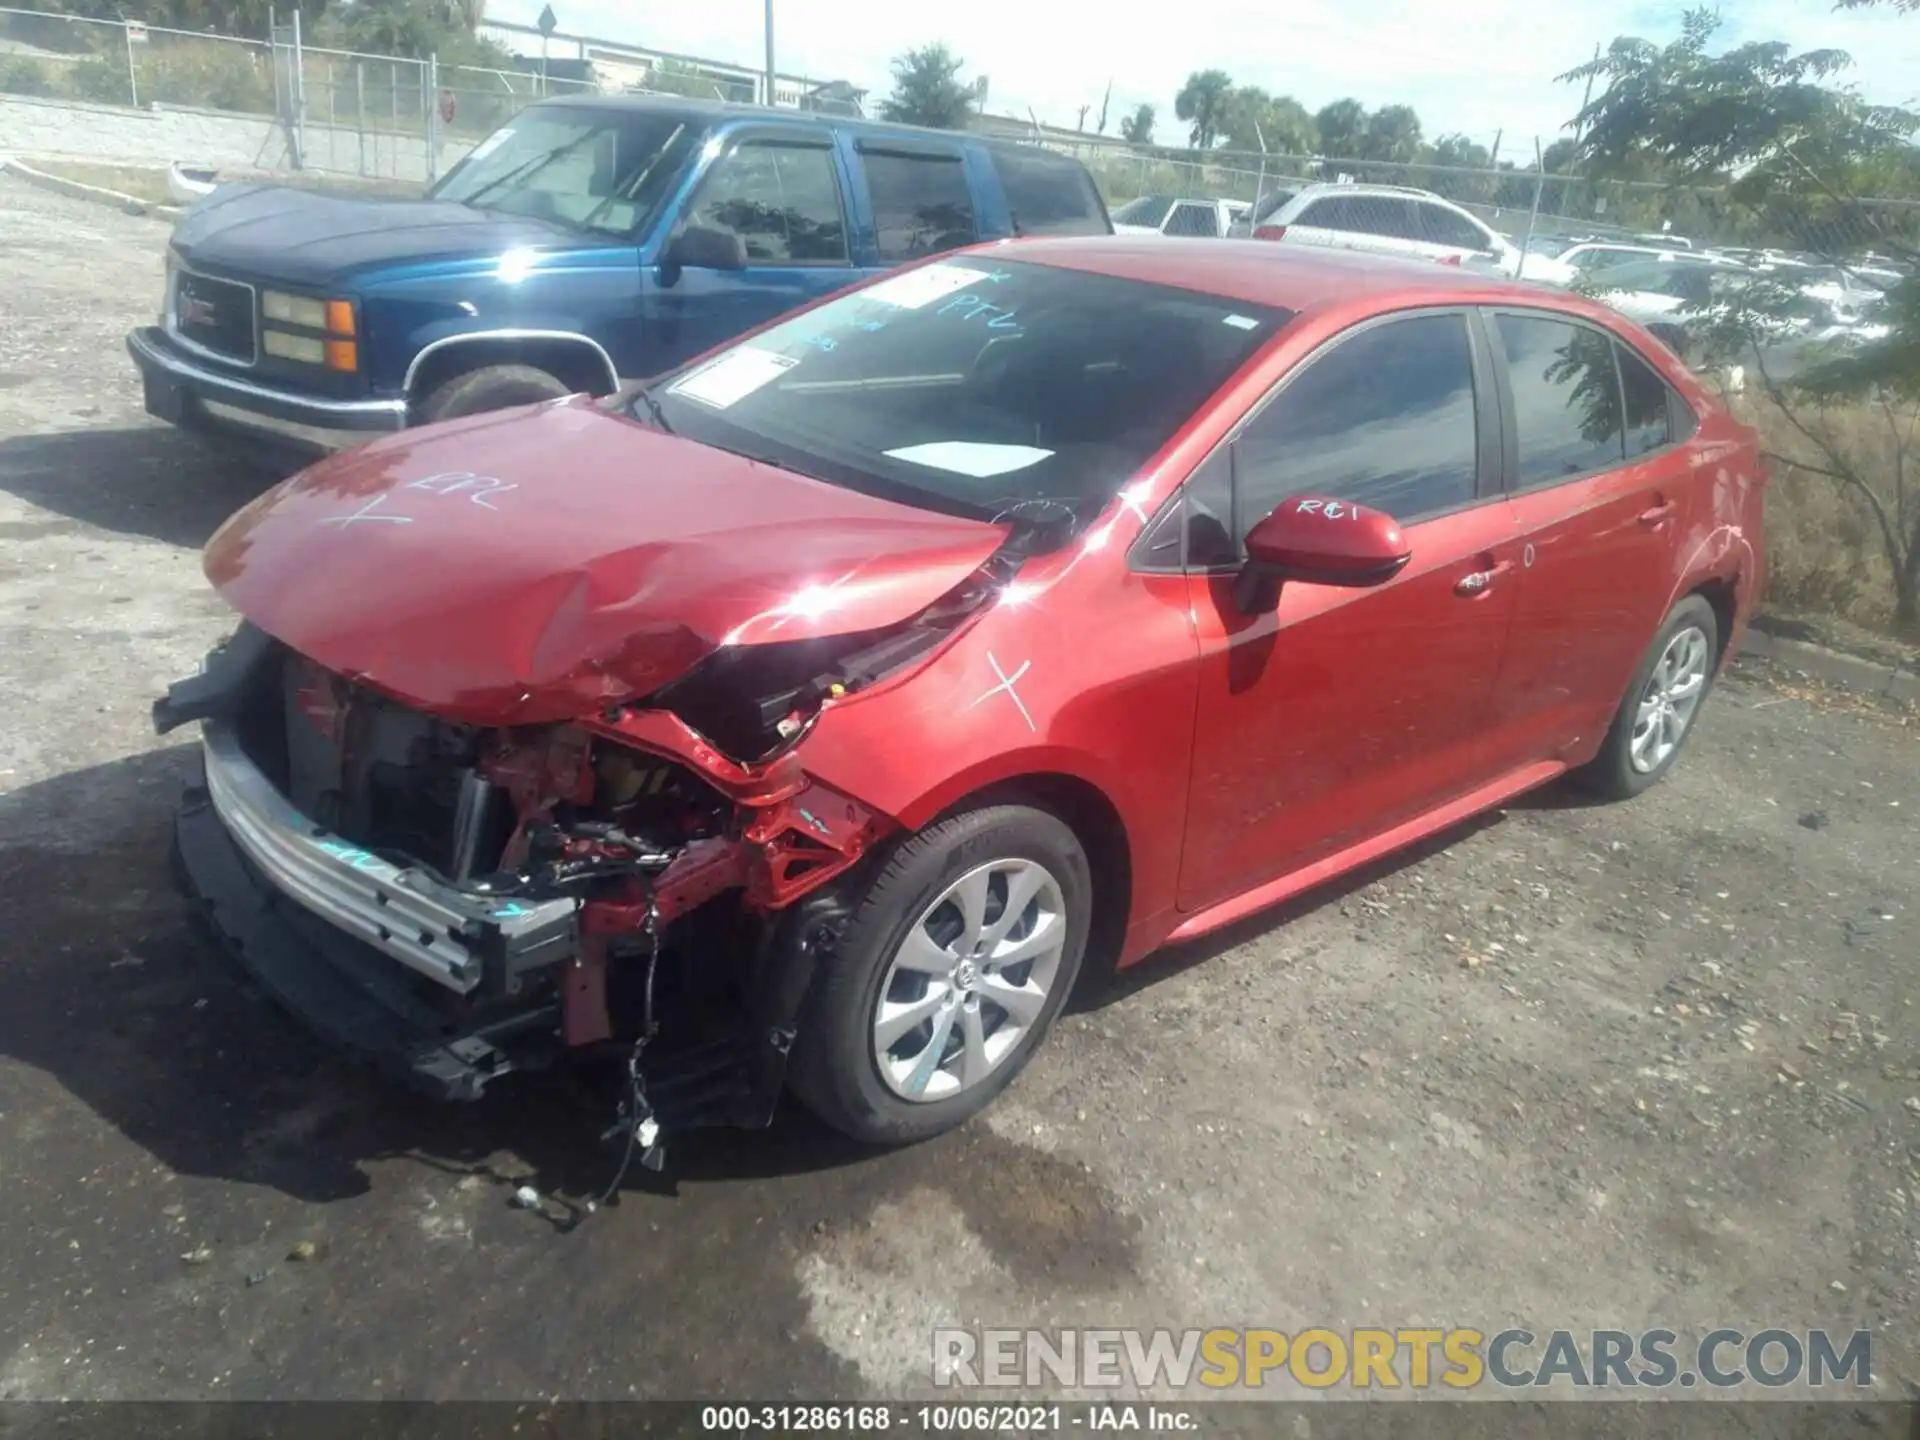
[260,290,359,372]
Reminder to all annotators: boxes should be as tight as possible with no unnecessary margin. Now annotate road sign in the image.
[125,21,149,42]
[536,4,558,36]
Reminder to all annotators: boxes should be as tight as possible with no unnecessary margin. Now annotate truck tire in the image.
[418,363,573,423]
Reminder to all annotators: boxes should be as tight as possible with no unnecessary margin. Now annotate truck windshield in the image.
[638,257,1292,521]
[430,108,704,237]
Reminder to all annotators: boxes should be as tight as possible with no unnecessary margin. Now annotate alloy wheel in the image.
[872,858,1068,1102]
[1630,624,1711,774]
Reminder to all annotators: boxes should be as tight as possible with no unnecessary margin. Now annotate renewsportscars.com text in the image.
[933,1327,1872,1391]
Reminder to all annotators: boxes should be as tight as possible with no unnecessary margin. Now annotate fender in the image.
[401,328,621,399]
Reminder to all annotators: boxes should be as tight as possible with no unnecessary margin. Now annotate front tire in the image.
[788,804,1092,1145]
[419,363,573,422]
[1574,594,1719,801]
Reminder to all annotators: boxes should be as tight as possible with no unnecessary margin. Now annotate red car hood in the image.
[205,399,1007,724]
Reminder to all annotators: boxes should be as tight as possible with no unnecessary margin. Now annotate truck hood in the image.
[204,398,1009,725]
[171,183,580,288]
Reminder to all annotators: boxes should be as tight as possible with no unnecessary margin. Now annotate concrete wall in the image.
[0,93,473,182]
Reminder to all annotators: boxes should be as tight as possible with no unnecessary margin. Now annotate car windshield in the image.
[1111,196,1176,227]
[430,107,704,236]
[639,256,1292,520]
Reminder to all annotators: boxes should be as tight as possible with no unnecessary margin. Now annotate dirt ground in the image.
[0,175,1916,1414]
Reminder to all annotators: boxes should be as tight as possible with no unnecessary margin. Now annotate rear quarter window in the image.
[989,148,1110,237]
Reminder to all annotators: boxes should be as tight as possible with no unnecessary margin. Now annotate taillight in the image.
[1253,224,1286,241]
[1437,254,1463,266]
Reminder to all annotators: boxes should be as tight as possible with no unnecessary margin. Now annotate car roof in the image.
[526,92,1076,163]
[983,236,1617,320]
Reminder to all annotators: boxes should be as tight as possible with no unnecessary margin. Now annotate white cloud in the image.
[488,0,1920,149]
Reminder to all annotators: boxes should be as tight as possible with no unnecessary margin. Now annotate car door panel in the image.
[1482,313,1691,760]
[1175,308,1522,914]
[644,134,859,372]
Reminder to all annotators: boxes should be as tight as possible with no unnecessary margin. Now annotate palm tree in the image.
[1314,97,1368,158]
[1174,69,1232,149]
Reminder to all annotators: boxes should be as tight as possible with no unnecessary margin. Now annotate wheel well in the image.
[955,772,1133,990]
[406,337,617,406]
[1690,576,1738,664]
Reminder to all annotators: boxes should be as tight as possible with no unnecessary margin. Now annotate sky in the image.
[486,0,1920,152]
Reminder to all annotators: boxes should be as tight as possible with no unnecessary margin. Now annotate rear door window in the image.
[679,141,848,264]
[1234,312,1481,528]
[1494,313,1627,486]
[1299,194,1418,240]
[1616,340,1674,458]
[990,148,1109,237]
[1166,202,1221,237]
[859,148,979,263]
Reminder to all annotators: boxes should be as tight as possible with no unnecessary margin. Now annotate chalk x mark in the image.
[968,652,1035,732]
[319,495,413,529]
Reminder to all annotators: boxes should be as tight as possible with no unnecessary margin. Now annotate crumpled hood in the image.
[204,398,1008,724]
[171,183,578,288]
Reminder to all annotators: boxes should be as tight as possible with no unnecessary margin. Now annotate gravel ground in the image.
[0,175,1917,1416]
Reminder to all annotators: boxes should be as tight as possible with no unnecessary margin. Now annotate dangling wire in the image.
[589,898,662,1212]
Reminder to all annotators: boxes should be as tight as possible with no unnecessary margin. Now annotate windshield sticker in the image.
[883,441,1053,478]
[668,347,797,409]
[860,263,988,311]
[1223,314,1261,330]
[465,128,514,163]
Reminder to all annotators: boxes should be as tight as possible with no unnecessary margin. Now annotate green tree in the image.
[1119,102,1155,145]
[1174,68,1233,149]
[1314,97,1368,157]
[1361,102,1423,163]
[876,43,974,129]
[1221,87,1316,154]
[1429,133,1490,169]
[1564,6,1920,624]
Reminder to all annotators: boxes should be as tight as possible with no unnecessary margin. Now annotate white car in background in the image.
[1586,258,1889,380]
[1243,182,1528,277]
[1523,240,1737,288]
[1110,195,1251,238]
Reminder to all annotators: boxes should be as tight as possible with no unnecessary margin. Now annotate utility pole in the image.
[1573,41,1601,146]
[764,0,775,107]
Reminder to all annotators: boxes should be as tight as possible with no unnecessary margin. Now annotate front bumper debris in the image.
[173,745,559,1100]
[197,720,577,994]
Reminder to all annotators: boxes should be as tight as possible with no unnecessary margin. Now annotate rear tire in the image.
[788,804,1092,1145]
[1573,595,1719,801]
[418,363,573,423]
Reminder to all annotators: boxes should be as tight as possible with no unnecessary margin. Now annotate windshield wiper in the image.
[576,124,688,236]
[456,130,600,212]
[631,385,674,434]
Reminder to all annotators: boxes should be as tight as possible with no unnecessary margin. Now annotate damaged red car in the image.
[157,239,1765,1156]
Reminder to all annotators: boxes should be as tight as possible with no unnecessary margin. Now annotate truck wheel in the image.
[418,363,573,422]
[788,804,1092,1145]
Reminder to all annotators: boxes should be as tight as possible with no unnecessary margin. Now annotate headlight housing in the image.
[260,289,359,372]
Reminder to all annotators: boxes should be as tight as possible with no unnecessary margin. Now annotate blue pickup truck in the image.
[126,94,1113,455]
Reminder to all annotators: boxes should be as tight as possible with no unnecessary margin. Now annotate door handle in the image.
[1638,500,1676,526]
[1454,560,1512,596]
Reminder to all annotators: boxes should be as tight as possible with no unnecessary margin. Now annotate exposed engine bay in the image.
[155,530,1049,1178]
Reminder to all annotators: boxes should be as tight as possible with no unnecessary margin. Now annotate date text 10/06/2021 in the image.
[699,1405,1197,1432]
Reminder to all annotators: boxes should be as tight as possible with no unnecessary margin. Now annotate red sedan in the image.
[157,238,1765,1157]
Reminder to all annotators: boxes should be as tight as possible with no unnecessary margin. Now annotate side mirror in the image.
[1233,495,1412,613]
[663,224,747,273]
